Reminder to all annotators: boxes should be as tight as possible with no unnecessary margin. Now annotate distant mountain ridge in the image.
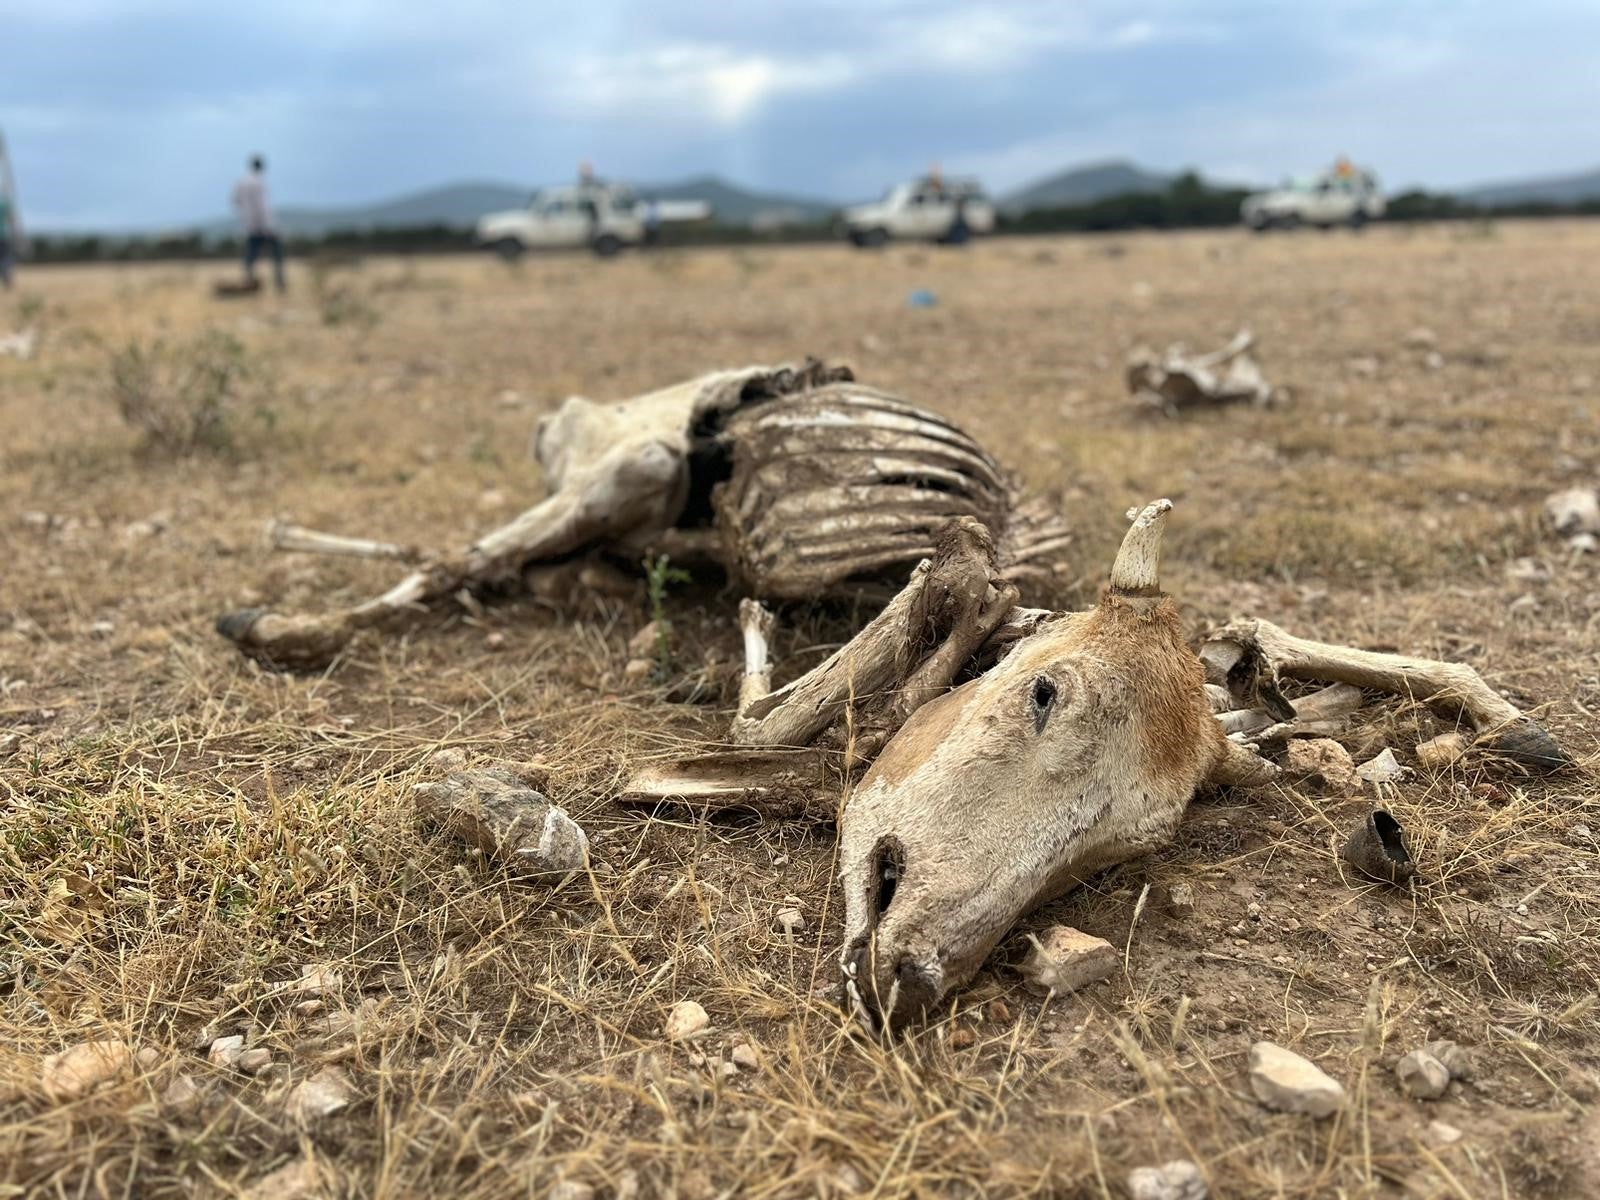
[1462,165,1600,206]
[998,159,1174,214]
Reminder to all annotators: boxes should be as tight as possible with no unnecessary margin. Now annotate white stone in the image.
[1286,738,1358,793]
[41,1039,133,1101]
[237,1048,273,1075]
[287,1067,355,1125]
[664,1000,710,1041]
[1396,1049,1449,1099]
[1545,487,1600,536]
[1426,1120,1464,1146]
[1020,926,1118,995]
[207,1035,245,1068]
[776,907,806,934]
[549,1182,595,1200]
[730,1042,761,1071]
[1127,1159,1208,1200]
[627,622,661,659]
[1356,748,1407,786]
[1248,1041,1346,1118]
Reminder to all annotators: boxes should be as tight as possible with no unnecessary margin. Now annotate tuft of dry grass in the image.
[3,224,1599,1196]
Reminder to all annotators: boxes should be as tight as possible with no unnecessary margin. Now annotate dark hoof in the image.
[215,608,267,644]
[1483,721,1569,772]
[1341,809,1416,885]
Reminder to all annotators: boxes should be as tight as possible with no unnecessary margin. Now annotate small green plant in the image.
[643,553,691,679]
[109,330,249,455]
[308,258,380,329]
[15,293,46,324]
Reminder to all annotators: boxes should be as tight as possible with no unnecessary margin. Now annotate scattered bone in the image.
[207,1034,246,1069]
[1019,927,1118,996]
[1248,1041,1346,1118]
[1543,487,1599,537]
[41,1039,134,1101]
[549,1183,595,1200]
[1126,329,1278,413]
[1341,809,1417,885]
[1203,618,1567,770]
[286,1067,355,1125]
[1286,738,1358,794]
[414,769,588,882]
[1396,1048,1450,1099]
[1356,748,1408,787]
[1127,1159,1208,1200]
[268,520,418,562]
[618,747,835,820]
[664,1001,710,1042]
[0,329,37,360]
[1416,732,1468,770]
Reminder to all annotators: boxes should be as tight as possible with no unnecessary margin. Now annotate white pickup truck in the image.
[1242,164,1385,230]
[476,183,711,258]
[843,177,996,247]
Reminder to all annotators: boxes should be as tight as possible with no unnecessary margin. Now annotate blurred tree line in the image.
[23,177,1600,263]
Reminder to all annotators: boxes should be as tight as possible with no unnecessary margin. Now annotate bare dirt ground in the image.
[2,221,1598,1198]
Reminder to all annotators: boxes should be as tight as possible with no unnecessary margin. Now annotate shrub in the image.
[108,330,249,455]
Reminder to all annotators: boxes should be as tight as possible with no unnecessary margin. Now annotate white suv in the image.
[844,177,996,247]
[1242,164,1384,231]
[476,183,710,258]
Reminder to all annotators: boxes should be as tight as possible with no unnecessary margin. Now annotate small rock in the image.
[1019,926,1118,995]
[627,622,661,658]
[615,1170,641,1200]
[1426,1119,1464,1146]
[829,1163,867,1195]
[1396,1049,1450,1099]
[1247,1041,1346,1118]
[88,620,116,639]
[1416,732,1468,770]
[207,1035,245,1068]
[477,489,508,511]
[1127,1159,1208,1200]
[237,1048,273,1075]
[1403,327,1437,349]
[1164,882,1196,918]
[1424,1039,1475,1081]
[161,1073,204,1113]
[665,1001,710,1041]
[549,1182,595,1200]
[775,907,806,935]
[1505,556,1550,583]
[41,1039,134,1101]
[730,1043,761,1071]
[484,630,506,650]
[1356,748,1407,786]
[242,1158,330,1200]
[624,657,655,680]
[1423,350,1445,371]
[1286,738,1358,793]
[287,1067,355,1124]
[949,1026,976,1050]
[430,747,469,773]
[1569,531,1598,553]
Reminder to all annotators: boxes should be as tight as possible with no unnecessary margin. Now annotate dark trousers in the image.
[244,232,286,291]
[0,239,13,289]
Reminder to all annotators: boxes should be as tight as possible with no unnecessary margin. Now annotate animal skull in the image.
[836,501,1244,1026]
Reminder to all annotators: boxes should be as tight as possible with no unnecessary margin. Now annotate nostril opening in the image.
[873,837,905,917]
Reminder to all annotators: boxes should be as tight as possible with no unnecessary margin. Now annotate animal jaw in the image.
[836,501,1230,1028]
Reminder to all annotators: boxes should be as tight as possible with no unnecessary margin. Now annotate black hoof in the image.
[1483,721,1569,772]
[215,607,266,644]
[1342,809,1416,885]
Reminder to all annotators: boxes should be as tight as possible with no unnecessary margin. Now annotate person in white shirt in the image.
[232,155,285,292]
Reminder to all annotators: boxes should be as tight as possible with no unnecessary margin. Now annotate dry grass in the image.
[2,223,1599,1198]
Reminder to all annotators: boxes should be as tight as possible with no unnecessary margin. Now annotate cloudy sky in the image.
[6,0,1599,229]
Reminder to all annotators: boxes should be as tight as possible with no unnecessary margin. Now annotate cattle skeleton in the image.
[219,362,1568,1027]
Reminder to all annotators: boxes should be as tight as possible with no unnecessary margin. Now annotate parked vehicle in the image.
[844,176,995,247]
[476,181,710,258]
[1242,160,1384,230]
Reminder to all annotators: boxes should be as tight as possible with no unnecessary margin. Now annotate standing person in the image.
[232,155,285,292]
[0,189,15,290]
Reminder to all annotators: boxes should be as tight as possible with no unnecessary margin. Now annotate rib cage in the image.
[711,383,1066,600]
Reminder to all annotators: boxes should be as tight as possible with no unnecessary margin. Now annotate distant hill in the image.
[999,160,1173,215]
[1461,165,1600,206]
[192,175,835,238]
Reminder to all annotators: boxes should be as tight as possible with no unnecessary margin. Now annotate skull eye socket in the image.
[1031,676,1057,733]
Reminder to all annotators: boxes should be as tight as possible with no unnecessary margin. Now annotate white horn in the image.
[1109,499,1173,593]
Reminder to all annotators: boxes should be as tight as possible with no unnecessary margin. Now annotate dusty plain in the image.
[2,220,1598,1197]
